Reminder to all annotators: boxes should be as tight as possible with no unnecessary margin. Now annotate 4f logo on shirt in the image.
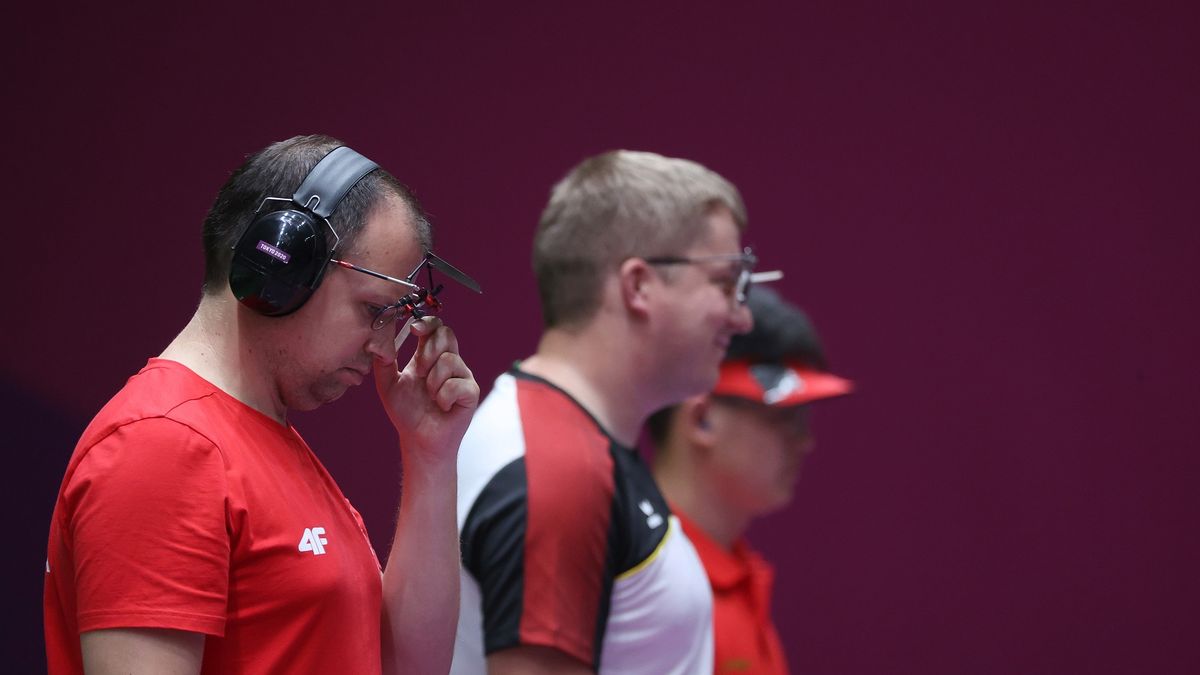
[298,527,328,555]
[639,500,664,529]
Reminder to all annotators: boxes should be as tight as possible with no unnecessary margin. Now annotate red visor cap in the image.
[712,359,853,406]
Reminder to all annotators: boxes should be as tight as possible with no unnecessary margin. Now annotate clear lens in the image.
[734,247,756,304]
[735,268,753,304]
[372,305,400,330]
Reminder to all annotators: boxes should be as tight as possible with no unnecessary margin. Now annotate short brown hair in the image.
[532,150,746,328]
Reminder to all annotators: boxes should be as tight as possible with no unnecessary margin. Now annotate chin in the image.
[287,397,325,413]
[287,384,348,411]
[754,494,793,517]
[756,480,796,512]
[320,386,349,406]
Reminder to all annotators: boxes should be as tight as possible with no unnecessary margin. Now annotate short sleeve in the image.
[461,440,617,666]
[66,417,231,636]
[461,459,530,652]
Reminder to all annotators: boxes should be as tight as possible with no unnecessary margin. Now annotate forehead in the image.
[348,197,424,276]
[686,206,743,255]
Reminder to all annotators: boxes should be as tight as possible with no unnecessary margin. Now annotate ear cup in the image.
[227,145,379,317]
[230,209,332,316]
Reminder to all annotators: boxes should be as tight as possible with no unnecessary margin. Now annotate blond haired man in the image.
[452,150,759,674]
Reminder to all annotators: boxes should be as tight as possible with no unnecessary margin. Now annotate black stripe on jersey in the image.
[461,457,528,655]
[610,444,673,573]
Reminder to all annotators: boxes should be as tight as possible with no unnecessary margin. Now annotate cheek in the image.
[699,288,732,324]
[669,284,723,327]
[712,421,788,477]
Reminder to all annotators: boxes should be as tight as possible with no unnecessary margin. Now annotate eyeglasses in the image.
[332,251,482,330]
[644,247,782,304]
[332,256,431,330]
[712,395,813,440]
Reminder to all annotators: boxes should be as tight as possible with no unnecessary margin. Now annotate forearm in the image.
[81,628,204,675]
[380,452,460,675]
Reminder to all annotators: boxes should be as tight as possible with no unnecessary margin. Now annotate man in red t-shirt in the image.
[648,287,853,675]
[44,136,479,675]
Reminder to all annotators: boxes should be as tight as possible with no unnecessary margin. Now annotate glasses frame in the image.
[332,256,445,330]
[644,246,778,304]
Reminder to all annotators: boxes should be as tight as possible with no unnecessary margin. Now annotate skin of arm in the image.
[80,628,205,675]
[375,317,480,675]
[488,645,596,675]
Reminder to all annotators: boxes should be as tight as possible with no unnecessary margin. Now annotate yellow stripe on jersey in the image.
[616,517,675,581]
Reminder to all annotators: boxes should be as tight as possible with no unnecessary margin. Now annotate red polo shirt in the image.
[675,510,789,675]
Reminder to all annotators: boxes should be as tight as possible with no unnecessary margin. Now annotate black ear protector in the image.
[229,146,380,316]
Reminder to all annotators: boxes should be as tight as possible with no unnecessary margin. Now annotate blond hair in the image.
[533,150,746,327]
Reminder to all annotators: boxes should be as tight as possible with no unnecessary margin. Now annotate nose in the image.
[365,323,397,367]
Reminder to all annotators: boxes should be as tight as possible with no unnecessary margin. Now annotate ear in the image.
[618,257,657,318]
[681,394,717,449]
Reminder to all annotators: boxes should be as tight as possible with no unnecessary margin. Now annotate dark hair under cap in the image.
[725,286,829,369]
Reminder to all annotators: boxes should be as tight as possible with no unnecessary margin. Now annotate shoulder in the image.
[460,372,618,521]
[462,373,618,516]
[62,361,242,514]
[62,416,228,518]
[80,359,225,447]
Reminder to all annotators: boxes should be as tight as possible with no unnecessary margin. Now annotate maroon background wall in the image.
[4,2,1197,672]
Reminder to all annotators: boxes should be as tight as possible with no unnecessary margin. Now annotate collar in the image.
[674,508,773,590]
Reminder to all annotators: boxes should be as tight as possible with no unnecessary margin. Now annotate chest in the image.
[221,433,382,627]
[602,515,714,673]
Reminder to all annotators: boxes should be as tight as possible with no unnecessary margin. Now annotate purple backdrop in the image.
[5,2,1198,672]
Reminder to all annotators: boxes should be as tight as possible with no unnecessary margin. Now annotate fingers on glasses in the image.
[371,291,445,330]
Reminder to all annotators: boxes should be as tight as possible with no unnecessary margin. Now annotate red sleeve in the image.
[66,417,231,636]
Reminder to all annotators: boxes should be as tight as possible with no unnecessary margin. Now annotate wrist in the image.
[399,444,458,481]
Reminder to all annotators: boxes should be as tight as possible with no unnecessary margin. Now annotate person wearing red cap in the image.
[647,286,852,675]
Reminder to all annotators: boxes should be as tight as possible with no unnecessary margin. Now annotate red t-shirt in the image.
[44,359,384,674]
[676,510,790,675]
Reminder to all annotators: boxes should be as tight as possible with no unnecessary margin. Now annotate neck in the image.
[653,444,750,549]
[521,321,661,447]
[159,292,287,424]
